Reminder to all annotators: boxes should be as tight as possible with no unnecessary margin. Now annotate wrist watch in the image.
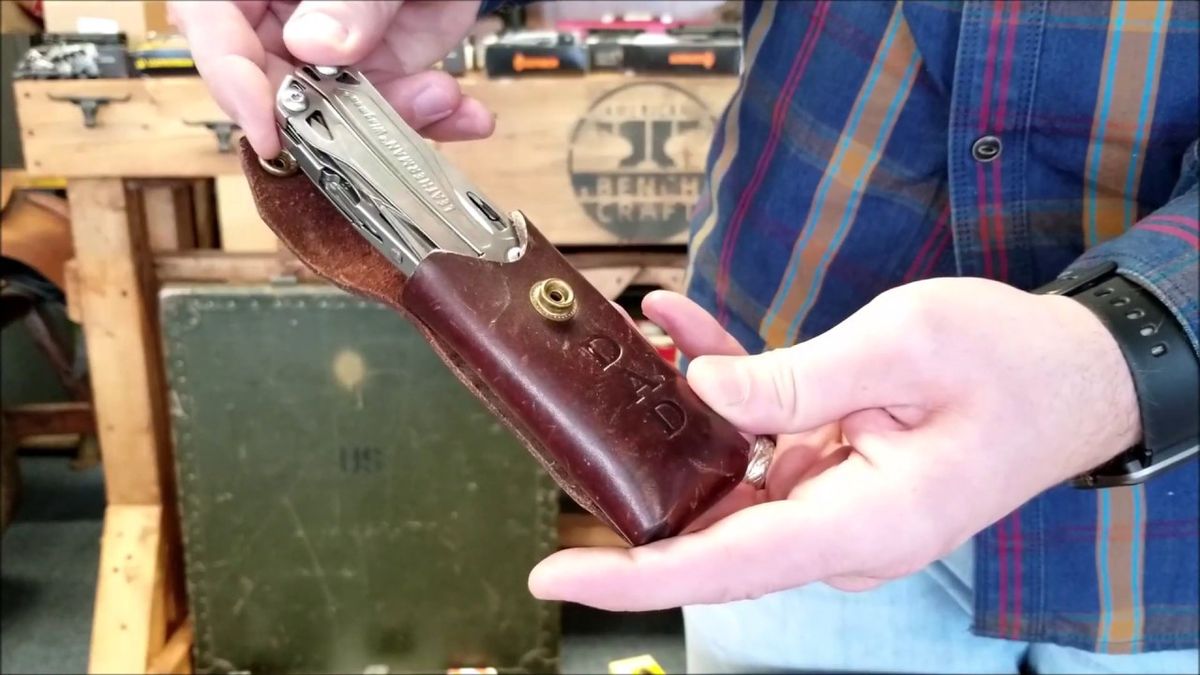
[1036,261,1200,488]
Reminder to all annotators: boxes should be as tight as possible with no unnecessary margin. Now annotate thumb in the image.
[284,1,403,65]
[686,327,906,434]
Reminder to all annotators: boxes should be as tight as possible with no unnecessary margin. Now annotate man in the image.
[173,1,1199,672]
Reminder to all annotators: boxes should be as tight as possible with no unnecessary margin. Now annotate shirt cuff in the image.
[1064,141,1200,356]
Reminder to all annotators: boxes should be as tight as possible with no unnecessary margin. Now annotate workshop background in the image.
[0,1,742,673]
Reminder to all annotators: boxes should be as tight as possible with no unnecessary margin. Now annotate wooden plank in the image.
[564,250,688,271]
[15,73,737,245]
[42,0,170,42]
[3,401,94,440]
[15,433,83,452]
[558,513,629,548]
[75,179,189,628]
[580,266,639,300]
[140,182,197,252]
[146,619,193,675]
[64,259,83,322]
[88,504,165,675]
[190,180,216,249]
[154,251,312,283]
[67,178,167,505]
[215,175,278,252]
[632,265,687,294]
[577,264,687,299]
[15,78,237,178]
[142,185,181,251]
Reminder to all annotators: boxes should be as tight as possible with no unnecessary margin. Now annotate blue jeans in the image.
[683,541,1200,674]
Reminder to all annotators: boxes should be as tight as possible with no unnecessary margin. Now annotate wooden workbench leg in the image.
[88,505,165,674]
[67,177,168,505]
[67,178,180,673]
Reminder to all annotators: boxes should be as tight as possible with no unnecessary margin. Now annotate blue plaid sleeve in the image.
[1068,139,1200,355]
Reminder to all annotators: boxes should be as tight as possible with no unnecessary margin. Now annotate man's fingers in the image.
[214,56,281,156]
[684,321,912,435]
[284,1,404,66]
[173,1,268,85]
[253,4,290,61]
[373,70,465,130]
[529,462,882,611]
[642,290,747,360]
[172,1,280,157]
[417,96,497,141]
[380,0,486,74]
[764,437,851,500]
[530,501,812,611]
[824,575,885,592]
[374,71,494,141]
[679,483,762,534]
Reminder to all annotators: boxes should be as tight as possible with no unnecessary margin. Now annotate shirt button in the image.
[972,135,1002,162]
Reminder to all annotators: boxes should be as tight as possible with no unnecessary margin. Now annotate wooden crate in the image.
[14,78,236,177]
[18,74,737,246]
[42,0,172,42]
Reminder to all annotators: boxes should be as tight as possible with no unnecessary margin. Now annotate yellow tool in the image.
[608,654,666,674]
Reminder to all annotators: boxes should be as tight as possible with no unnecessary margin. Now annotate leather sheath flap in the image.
[237,140,407,308]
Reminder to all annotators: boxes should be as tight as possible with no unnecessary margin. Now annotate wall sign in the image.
[568,82,716,241]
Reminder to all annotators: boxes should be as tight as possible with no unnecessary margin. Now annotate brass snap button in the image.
[259,150,299,177]
[530,278,577,322]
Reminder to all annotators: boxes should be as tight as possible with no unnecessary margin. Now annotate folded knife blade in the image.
[270,65,525,276]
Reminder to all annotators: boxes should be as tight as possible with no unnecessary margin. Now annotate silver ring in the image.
[743,435,775,489]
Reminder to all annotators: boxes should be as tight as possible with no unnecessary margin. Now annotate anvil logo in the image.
[568,82,716,241]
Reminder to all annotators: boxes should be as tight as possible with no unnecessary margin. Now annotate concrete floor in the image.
[0,456,685,674]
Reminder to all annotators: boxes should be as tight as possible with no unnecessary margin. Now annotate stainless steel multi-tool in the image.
[261,65,525,277]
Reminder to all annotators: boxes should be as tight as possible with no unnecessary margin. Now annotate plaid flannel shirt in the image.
[484,0,1199,653]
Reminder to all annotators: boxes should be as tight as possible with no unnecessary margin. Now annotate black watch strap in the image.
[1037,262,1200,488]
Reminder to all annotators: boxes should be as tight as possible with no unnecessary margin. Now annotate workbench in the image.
[11,70,737,674]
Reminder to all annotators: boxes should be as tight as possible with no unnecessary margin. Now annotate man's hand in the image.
[169,0,491,158]
[530,279,1142,611]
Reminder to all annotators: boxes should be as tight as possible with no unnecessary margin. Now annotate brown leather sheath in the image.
[239,141,751,546]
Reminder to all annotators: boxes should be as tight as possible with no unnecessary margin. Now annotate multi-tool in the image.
[251,65,773,545]
[262,65,524,277]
